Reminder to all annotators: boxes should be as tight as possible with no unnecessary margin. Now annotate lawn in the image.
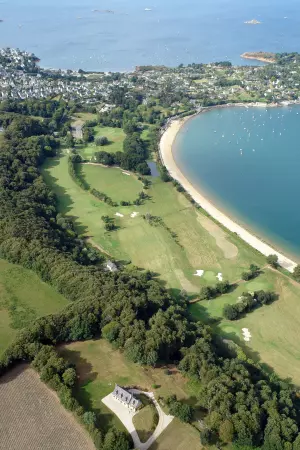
[133,400,158,443]
[78,126,126,159]
[149,418,202,450]
[189,268,300,385]
[59,339,196,434]
[0,259,69,355]
[42,152,264,291]
[81,164,142,203]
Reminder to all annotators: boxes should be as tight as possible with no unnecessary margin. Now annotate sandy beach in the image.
[159,116,297,273]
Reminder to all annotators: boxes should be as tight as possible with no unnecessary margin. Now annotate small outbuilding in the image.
[112,384,142,411]
[106,260,118,272]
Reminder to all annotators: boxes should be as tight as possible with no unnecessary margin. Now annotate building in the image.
[106,261,118,272]
[112,384,142,411]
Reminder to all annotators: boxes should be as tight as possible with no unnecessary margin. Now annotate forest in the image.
[0,99,300,449]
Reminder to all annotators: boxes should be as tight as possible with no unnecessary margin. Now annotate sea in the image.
[2,0,300,258]
[1,0,300,71]
[173,106,300,261]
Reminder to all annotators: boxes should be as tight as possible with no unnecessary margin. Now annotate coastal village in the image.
[1,47,300,108]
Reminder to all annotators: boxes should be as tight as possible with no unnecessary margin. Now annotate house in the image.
[112,384,142,411]
[106,260,118,272]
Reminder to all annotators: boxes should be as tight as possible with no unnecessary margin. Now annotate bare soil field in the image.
[0,365,95,450]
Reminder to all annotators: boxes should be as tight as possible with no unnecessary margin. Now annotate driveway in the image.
[102,390,173,450]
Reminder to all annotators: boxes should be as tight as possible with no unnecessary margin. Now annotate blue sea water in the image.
[1,0,300,71]
[173,106,300,260]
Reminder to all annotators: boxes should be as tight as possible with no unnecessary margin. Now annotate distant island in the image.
[241,51,276,63]
[244,19,261,25]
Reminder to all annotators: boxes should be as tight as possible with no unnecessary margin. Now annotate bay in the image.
[173,106,300,260]
[0,0,300,71]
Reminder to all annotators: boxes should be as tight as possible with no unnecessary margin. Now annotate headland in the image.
[159,112,297,272]
[241,51,276,63]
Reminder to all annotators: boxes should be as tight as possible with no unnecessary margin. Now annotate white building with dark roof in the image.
[112,384,142,411]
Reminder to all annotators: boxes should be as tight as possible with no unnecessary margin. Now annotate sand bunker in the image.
[115,212,124,217]
[216,273,223,281]
[122,171,130,176]
[242,328,252,342]
[130,212,139,218]
[194,269,204,277]
[197,214,238,259]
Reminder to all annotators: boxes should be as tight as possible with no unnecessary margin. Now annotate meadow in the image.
[0,259,69,355]
[59,339,198,435]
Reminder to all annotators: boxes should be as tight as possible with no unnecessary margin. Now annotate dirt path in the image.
[87,238,112,257]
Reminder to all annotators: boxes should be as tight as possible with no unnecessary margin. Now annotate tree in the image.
[96,136,109,146]
[267,254,279,268]
[223,304,239,320]
[200,286,214,300]
[62,367,77,387]
[200,429,213,445]
[293,265,300,282]
[83,411,97,426]
[241,271,252,281]
[66,133,75,148]
[219,420,234,443]
[102,321,120,343]
[102,427,130,450]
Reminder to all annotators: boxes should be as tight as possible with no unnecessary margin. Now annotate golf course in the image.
[41,118,300,387]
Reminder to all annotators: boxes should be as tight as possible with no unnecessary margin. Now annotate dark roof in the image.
[112,384,142,408]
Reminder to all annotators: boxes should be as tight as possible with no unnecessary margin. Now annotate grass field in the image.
[81,164,142,203]
[0,365,94,450]
[0,259,69,355]
[190,268,300,385]
[149,419,202,450]
[59,339,198,434]
[78,126,126,159]
[133,400,158,443]
[42,152,264,291]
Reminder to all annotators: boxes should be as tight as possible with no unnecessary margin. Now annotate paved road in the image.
[102,390,173,450]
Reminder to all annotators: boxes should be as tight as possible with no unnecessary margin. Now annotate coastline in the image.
[159,113,298,273]
[240,52,276,64]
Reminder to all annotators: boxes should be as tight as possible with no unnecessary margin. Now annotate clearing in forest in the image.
[0,259,69,356]
[0,365,95,450]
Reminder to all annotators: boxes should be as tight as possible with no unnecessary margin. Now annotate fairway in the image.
[42,152,264,291]
[0,259,69,355]
[78,126,126,159]
[82,164,142,203]
[59,339,196,434]
[190,268,300,385]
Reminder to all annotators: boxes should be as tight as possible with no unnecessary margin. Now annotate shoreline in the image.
[159,110,298,273]
[240,52,276,64]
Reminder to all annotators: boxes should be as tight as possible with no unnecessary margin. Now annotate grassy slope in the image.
[81,164,142,203]
[133,403,158,443]
[59,339,196,434]
[42,152,264,291]
[0,259,69,355]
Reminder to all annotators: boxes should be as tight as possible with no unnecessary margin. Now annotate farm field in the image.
[0,365,95,450]
[59,339,198,435]
[42,152,264,291]
[0,259,69,355]
[190,268,300,385]
[81,164,142,203]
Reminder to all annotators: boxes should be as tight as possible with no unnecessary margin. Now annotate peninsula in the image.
[241,51,276,63]
[159,116,297,272]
